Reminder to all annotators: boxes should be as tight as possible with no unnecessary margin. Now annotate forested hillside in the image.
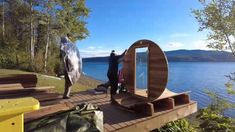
[166,50,235,62]
[0,0,89,74]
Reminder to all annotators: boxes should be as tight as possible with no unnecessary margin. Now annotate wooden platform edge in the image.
[114,101,197,132]
[24,102,74,123]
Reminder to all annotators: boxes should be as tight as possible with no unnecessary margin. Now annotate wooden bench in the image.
[0,74,37,88]
[0,74,61,105]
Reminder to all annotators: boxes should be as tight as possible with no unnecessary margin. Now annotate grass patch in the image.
[0,69,102,94]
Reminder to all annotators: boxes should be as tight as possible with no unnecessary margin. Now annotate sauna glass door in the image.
[135,47,148,96]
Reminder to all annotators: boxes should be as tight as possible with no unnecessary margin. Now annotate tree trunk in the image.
[2,0,4,42]
[16,53,19,67]
[44,19,50,72]
[29,0,34,63]
[225,34,235,57]
[33,25,36,50]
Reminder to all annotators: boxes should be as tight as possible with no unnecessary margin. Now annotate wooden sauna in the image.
[113,39,194,116]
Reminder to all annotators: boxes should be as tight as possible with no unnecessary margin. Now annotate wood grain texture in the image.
[0,74,60,108]
[22,90,197,132]
[0,86,54,92]
[0,74,37,88]
[122,39,168,100]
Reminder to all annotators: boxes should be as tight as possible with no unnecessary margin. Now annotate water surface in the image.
[83,62,235,117]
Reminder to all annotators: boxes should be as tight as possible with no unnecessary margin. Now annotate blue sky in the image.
[76,0,210,58]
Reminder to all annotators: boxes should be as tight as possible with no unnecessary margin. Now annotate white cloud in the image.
[191,40,210,50]
[167,42,184,49]
[79,46,124,58]
[80,49,110,58]
[87,46,96,50]
[190,37,234,51]
[170,33,190,38]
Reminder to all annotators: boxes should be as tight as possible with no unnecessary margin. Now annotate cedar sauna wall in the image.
[123,39,168,100]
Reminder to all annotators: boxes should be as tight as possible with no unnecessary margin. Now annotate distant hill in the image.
[82,50,235,62]
[83,56,109,62]
[166,50,235,62]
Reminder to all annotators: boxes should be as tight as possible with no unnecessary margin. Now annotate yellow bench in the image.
[0,97,39,132]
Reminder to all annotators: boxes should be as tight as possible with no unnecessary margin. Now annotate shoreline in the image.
[77,74,103,88]
[81,74,105,83]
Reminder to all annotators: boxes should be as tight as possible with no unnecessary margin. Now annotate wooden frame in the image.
[123,39,168,100]
[113,39,196,116]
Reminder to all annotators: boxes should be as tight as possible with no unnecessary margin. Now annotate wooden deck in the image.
[25,90,197,132]
[0,74,197,131]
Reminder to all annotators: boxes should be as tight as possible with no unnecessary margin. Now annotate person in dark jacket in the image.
[107,50,127,101]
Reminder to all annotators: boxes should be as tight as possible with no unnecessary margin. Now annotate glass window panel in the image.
[135,47,148,96]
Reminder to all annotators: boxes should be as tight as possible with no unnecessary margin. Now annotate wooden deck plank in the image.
[23,90,197,132]
[72,91,197,132]
[74,92,91,102]
[24,103,73,123]
[0,86,54,93]
[115,101,197,132]
[104,123,115,132]
[0,83,24,88]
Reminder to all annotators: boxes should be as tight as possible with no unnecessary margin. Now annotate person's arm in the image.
[116,49,127,59]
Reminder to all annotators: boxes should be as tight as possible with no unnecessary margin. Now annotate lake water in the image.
[83,62,235,117]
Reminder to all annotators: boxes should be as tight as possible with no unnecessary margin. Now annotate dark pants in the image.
[108,73,118,99]
[64,71,72,98]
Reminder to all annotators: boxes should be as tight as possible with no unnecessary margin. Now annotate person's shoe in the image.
[63,96,70,99]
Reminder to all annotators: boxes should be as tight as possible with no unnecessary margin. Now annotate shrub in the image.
[196,90,235,132]
[197,108,235,131]
[156,119,195,132]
